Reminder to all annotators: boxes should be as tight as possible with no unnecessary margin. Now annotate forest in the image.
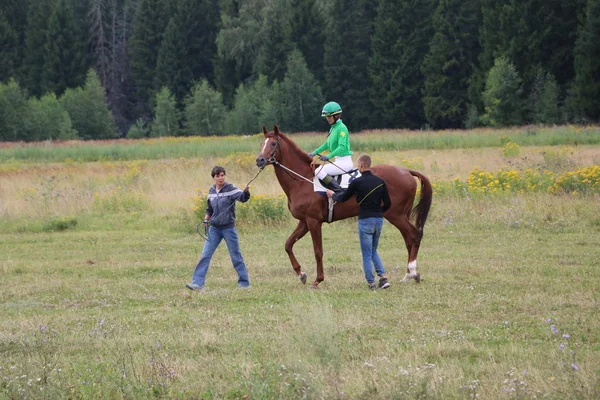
[1,0,599,141]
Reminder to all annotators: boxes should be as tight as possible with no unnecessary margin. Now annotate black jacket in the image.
[333,170,391,219]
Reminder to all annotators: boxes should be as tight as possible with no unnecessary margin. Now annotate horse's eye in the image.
[271,142,276,146]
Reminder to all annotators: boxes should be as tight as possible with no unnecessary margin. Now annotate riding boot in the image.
[322,175,343,193]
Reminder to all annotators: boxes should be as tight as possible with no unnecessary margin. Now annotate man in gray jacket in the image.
[186,166,251,290]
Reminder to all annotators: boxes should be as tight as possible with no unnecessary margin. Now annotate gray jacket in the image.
[206,182,250,228]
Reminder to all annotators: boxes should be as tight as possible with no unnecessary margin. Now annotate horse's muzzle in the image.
[256,156,267,168]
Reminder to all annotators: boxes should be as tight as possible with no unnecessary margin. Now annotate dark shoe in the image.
[378,278,390,289]
[368,282,377,291]
[322,175,343,193]
[186,283,202,291]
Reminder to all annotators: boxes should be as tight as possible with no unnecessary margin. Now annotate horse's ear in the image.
[273,125,280,136]
[262,125,268,136]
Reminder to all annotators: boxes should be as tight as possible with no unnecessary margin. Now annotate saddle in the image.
[312,169,361,193]
[312,169,362,223]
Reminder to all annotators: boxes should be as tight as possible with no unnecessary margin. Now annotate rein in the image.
[196,166,265,241]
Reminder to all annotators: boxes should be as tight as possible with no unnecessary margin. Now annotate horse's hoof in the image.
[309,283,319,290]
[414,273,421,283]
[300,272,307,285]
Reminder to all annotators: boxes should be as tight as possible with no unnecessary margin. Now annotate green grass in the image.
[1,125,599,163]
[1,194,599,399]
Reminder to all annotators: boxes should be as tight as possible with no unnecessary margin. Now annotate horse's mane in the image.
[271,130,312,164]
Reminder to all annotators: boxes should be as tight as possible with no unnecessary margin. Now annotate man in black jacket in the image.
[327,155,391,290]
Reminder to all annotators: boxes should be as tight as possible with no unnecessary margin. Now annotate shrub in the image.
[42,217,78,232]
[501,141,520,157]
[551,166,600,195]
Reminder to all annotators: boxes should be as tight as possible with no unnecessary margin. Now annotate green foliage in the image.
[528,69,561,124]
[42,216,78,232]
[41,0,86,96]
[0,78,30,141]
[0,14,19,80]
[481,57,523,127]
[151,87,181,137]
[253,0,294,82]
[570,0,600,121]
[501,141,520,157]
[59,69,118,140]
[127,118,149,139]
[27,93,78,141]
[279,50,324,132]
[369,0,433,129]
[129,0,171,115]
[184,80,226,136]
[21,0,54,97]
[421,0,481,129]
[226,75,280,135]
[323,0,377,130]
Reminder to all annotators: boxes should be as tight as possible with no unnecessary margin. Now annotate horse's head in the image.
[255,125,282,169]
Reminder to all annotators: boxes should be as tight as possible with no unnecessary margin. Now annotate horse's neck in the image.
[275,147,314,198]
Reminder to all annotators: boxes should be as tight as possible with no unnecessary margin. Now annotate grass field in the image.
[1,128,599,399]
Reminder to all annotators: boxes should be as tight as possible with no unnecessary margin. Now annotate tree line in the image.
[1,0,599,141]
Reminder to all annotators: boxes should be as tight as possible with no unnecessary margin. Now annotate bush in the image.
[42,217,78,232]
[127,118,149,139]
[27,93,78,141]
[184,80,226,136]
[60,69,118,140]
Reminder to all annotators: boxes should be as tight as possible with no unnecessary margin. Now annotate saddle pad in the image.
[313,169,361,192]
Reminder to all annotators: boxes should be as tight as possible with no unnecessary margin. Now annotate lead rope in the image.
[196,167,265,241]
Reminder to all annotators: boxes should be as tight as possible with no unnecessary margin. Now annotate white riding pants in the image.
[315,155,354,180]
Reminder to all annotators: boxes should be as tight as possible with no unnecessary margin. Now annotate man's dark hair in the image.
[357,155,371,168]
[211,166,226,177]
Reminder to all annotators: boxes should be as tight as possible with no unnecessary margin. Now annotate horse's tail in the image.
[408,170,432,232]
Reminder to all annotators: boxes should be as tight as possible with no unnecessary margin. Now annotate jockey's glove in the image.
[319,155,330,161]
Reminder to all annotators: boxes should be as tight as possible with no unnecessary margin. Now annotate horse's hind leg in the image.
[386,214,423,283]
[285,220,310,284]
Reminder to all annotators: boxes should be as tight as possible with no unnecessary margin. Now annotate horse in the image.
[255,125,432,289]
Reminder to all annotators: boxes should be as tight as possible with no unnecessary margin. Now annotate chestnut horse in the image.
[255,126,432,288]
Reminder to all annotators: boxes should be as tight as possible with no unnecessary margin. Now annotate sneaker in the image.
[378,278,390,289]
[368,282,377,291]
[186,283,202,291]
[237,284,251,289]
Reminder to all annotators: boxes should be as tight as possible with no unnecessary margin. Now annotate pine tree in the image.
[22,0,55,96]
[184,80,227,136]
[0,0,28,82]
[369,0,436,129]
[280,50,324,132]
[0,14,19,82]
[570,0,600,121]
[254,0,294,83]
[323,0,377,130]
[128,0,170,117]
[42,0,87,95]
[0,79,30,141]
[289,0,327,83]
[421,0,481,129]
[154,0,220,102]
[151,86,181,137]
[481,57,523,127]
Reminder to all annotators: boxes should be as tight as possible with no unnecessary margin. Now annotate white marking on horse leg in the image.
[408,260,417,276]
[400,260,418,283]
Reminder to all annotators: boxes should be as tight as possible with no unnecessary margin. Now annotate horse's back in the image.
[371,164,418,191]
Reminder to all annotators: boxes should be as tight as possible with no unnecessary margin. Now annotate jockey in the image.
[308,101,353,192]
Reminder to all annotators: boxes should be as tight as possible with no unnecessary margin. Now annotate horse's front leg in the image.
[285,219,310,284]
[306,219,324,288]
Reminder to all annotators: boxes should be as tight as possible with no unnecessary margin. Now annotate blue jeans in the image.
[192,226,250,288]
[358,217,386,283]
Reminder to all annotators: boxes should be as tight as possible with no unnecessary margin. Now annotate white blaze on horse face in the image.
[261,138,269,155]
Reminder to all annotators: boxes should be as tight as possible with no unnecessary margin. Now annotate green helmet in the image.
[321,101,342,117]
